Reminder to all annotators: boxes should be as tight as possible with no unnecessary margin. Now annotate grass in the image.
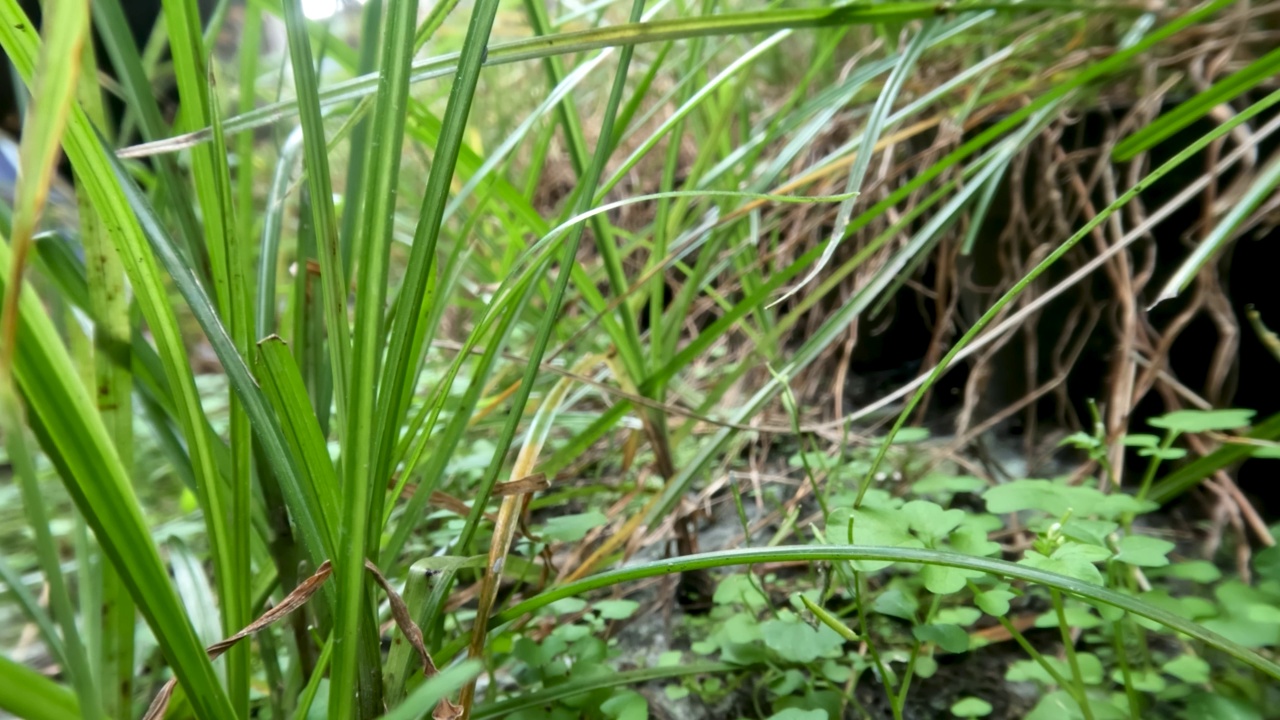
[1,0,1280,718]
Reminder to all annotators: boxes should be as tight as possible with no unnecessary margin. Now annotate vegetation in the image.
[1,0,1278,718]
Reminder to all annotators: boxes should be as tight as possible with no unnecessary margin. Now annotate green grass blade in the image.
[91,0,207,276]
[209,53,258,720]
[0,238,235,720]
[494,545,1280,680]
[0,1,96,713]
[157,0,250,707]
[471,663,734,719]
[379,661,482,720]
[0,653,80,720]
[337,0,383,272]
[74,25,137,720]
[1151,143,1280,306]
[120,1,1114,159]
[256,336,342,545]
[106,147,334,569]
[370,0,498,505]
[332,0,426,712]
[1113,44,1280,161]
[238,1,265,300]
[257,128,304,336]
[281,0,352,432]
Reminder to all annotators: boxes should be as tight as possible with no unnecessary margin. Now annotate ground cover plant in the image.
[1,0,1279,718]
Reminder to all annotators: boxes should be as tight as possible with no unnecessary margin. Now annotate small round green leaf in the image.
[1162,654,1210,684]
[541,511,608,542]
[913,623,969,654]
[951,697,994,717]
[1113,535,1175,568]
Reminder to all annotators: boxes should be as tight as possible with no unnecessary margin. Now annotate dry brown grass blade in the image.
[560,488,664,584]
[498,473,551,496]
[458,355,599,713]
[366,558,463,719]
[365,557,464,720]
[364,559,438,678]
[143,561,334,720]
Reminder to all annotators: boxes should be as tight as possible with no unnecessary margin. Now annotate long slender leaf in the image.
[1113,44,1280,161]
[472,663,734,718]
[493,545,1280,680]
[281,0,352,432]
[0,228,235,720]
[118,1,1127,160]
[333,0,425,713]
[0,653,80,720]
[107,146,334,568]
[0,1,101,717]
[1151,143,1280,305]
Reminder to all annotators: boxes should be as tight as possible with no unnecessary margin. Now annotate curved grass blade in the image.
[772,19,935,306]
[117,1,1122,160]
[74,21,137,719]
[257,127,304,336]
[471,663,734,719]
[493,545,1280,680]
[1150,143,1280,306]
[0,233,235,720]
[0,1,99,715]
[380,661,482,720]
[0,653,80,720]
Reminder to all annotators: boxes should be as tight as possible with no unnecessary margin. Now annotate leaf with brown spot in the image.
[364,559,438,677]
[433,697,464,720]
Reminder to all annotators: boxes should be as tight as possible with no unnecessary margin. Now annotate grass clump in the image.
[1,0,1280,718]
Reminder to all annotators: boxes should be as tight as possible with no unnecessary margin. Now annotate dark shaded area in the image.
[869,92,1280,519]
